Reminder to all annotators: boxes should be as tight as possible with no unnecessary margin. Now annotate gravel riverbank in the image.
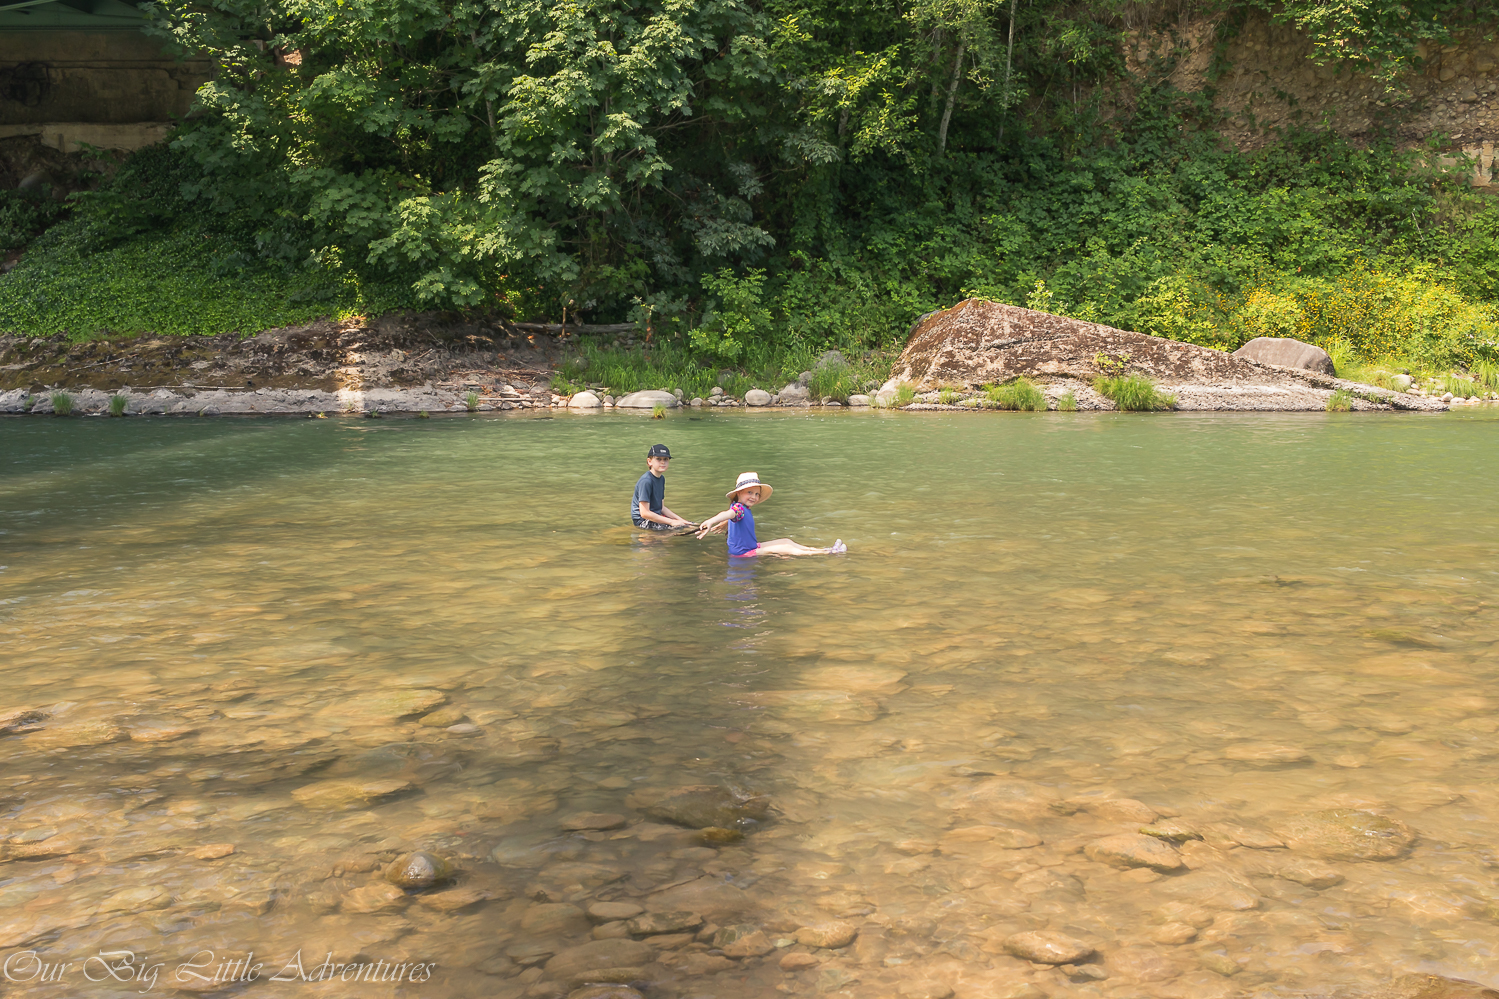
[0,307,1472,415]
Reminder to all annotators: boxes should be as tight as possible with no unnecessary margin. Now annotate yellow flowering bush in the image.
[1131,268,1499,371]
[1233,270,1499,369]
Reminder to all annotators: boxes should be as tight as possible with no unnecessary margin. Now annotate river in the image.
[1,409,1496,998]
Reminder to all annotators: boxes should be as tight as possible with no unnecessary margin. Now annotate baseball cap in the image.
[647,444,672,459]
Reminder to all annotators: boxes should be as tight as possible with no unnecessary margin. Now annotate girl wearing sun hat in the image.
[695,471,847,557]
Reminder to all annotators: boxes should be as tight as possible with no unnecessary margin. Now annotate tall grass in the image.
[1326,389,1354,412]
[1444,375,1480,398]
[807,360,885,402]
[1094,374,1175,411]
[1473,359,1499,391]
[108,394,127,417]
[985,377,1046,411]
[50,391,73,416]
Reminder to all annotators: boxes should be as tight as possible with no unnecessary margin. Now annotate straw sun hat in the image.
[727,472,773,501]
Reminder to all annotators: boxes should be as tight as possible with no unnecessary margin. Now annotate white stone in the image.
[744,389,771,407]
[847,394,871,407]
[778,384,811,405]
[616,390,679,409]
[568,391,602,409]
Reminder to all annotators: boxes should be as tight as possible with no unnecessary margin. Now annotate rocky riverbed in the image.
[4,412,1499,999]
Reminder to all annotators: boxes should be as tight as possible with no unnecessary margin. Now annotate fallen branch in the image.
[506,322,637,335]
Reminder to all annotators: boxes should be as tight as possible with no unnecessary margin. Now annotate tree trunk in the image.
[999,0,1018,145]
[937,43,966,157]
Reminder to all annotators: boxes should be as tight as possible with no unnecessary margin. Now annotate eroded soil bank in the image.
[0,315,566,415]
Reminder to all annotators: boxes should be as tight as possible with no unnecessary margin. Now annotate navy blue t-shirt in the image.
[631,471,665,524]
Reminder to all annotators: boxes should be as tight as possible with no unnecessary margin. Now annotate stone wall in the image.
[0,31,209,153]
[1125,13,1499,185]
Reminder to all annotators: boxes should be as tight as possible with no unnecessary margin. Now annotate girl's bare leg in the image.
[756,538,834,556]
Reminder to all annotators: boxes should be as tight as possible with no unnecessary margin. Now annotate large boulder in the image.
[892,299,1272,390]
[1231,337,1336,375]
[777,384,811,405]
[615,390,678,409]
[568,391,602,409]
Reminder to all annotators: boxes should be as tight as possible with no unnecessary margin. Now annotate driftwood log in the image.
[506,322,637,335]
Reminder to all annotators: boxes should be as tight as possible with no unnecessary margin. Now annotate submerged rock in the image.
[193,843,236,860]
[716,925,774,957]
[1085,833,1185,872]
[588,901,644,923]
[544,939,654,980]
[1278,809,1415,861]
[568,987,643,999]
[320,687,447,724]
[523,903,590,936]
[794,921,858,948]
[734,689,879,722]
[561,812,628,832]
[416,887,490,912]
[646,876,756,922]
[1383,975,1499,999]
[627,910,702,935]
[638,785,771,830]
[342,882,408,914]
[384,851,454,889]
[1276,858,1344,889]
[1003,930,1094,964]
[28,719,124,748]
[1140,819,1201,843]
[291,778,414,811]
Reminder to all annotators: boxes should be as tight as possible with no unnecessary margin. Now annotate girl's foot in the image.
[831,540,847,554]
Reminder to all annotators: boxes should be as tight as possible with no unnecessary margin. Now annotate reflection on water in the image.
[2,410,1498,998]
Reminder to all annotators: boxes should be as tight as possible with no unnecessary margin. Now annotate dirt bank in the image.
[0,314,568,415]
[884,300,1450,412]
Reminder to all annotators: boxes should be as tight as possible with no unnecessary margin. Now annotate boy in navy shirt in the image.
[632,444,694,531]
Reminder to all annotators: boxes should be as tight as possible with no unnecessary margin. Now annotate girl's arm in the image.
[694,508,733,538]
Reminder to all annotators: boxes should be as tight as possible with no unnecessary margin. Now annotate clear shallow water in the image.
[2,409,1498,999]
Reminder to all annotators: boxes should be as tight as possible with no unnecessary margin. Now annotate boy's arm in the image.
[660,504,693,526]
[637,501,683,526]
